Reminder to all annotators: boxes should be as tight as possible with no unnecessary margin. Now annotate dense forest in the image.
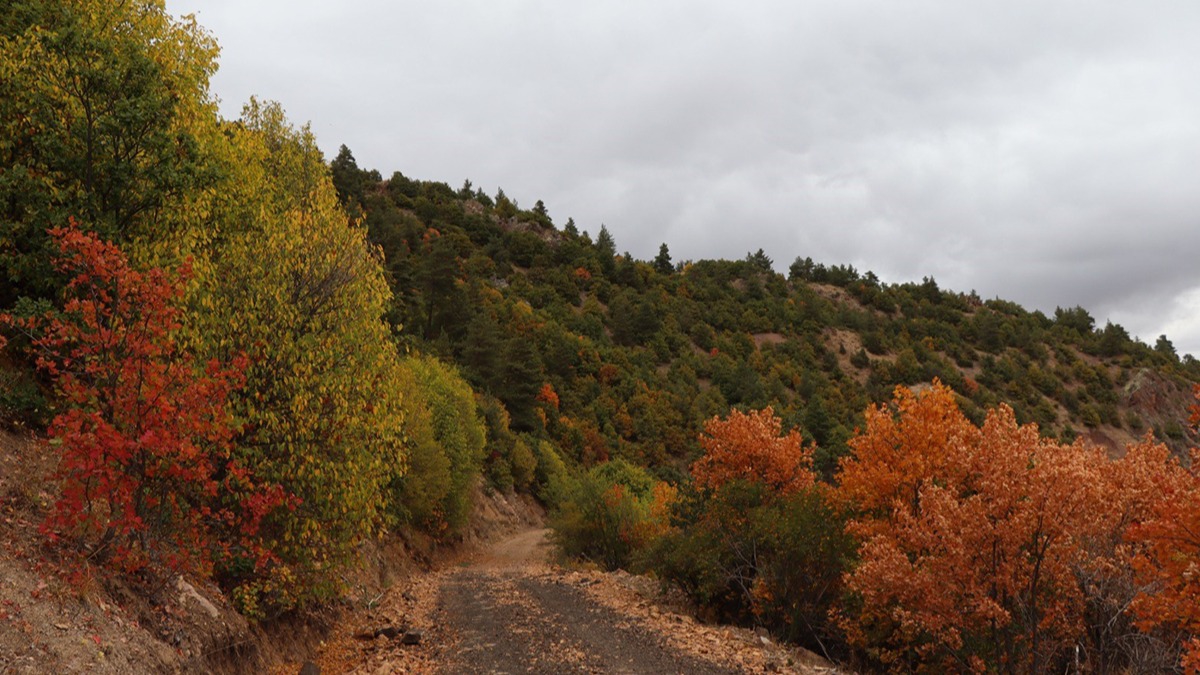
[2,1,1199,672]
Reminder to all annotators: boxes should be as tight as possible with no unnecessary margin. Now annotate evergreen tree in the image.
[747,249,773,273]
[596,225,616,275]
[499,336,545,432]
[1154,334,1177,360]
[654,243,673,275]
[788,256,815,281]
[461,311,503,391]
[419,234,461,339]
[330,144,368,209]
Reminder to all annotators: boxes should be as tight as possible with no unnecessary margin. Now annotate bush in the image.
[643,480,853,656]
[751,487,854,654]
[509,436,537,492]
[478,395,518,492]
[550,460,674,570]
[1,225,284,577]
[405,354,487,534]
[532,440,570,509]
[388,361,452,534]
[643,481,769,619]
[0,361,48,427]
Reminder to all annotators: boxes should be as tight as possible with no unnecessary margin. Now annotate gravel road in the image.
[435,529,740,674]
[315,528,838,675]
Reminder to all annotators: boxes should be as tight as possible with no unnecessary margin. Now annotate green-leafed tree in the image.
[0,0,220,305]
[405,354,486,533]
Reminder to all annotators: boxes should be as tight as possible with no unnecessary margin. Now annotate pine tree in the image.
[654,243,673,274]
[498,336,544,432]
[595,225,616,275]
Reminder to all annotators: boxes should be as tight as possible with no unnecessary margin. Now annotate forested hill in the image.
[329,145,1200,475]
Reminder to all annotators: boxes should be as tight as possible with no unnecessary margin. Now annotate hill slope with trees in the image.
[329,144,1200,477]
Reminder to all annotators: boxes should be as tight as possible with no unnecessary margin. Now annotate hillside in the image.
[331,146,1200,475]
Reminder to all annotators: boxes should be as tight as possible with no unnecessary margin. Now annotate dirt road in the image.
[319,529,836,674]
[435,529,739,674]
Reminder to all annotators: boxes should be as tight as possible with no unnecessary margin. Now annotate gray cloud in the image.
[168,0,1200,354]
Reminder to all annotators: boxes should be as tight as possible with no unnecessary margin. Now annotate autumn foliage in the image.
[835,382,1199,672]
[632,408,851,655]
[1,223,286,576]
[838,383,980,527]
[599,384,1198,671]
[841,384,1103,670]
[186,102,410,612]
[1126,387,1200,672]
[692,406,815,496]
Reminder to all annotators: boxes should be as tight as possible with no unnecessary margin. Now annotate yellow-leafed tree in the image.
[190,100,406,612]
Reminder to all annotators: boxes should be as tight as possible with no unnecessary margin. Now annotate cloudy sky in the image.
[165,0,1200,356]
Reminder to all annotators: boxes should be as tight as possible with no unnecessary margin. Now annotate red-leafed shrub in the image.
[1,222,288,577]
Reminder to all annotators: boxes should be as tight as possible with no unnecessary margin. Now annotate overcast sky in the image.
[165,0,1200,356]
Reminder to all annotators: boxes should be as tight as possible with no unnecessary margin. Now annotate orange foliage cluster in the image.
[836,381,1196,672]
[693,407,815,496]
[624,481,679,545]
[1127,386,1200,671]
[839,383,979,528]
[536,382,560,410]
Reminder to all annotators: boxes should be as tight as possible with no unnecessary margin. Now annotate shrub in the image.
[509,436,537,492]
[550,460,674,570]
[644,479,852,656]
[388,361,452,534]
[405,354,486,534]
[532,440,570,509]
[751,487,855,655]
[1,224,285,577]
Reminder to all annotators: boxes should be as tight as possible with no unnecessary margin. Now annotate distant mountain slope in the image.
[330,146,1200,472]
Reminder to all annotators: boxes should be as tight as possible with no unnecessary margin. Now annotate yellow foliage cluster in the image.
[181,101,407,609]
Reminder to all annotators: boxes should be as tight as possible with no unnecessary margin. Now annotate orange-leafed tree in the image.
[1074,437,1185,672]
[650,406,847,653]
[692,406,815,496]
[837,381,980,532]
[838,382,1114,672]
[1128,386,1200,672]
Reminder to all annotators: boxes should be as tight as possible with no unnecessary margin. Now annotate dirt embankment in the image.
[0,427,543,675]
